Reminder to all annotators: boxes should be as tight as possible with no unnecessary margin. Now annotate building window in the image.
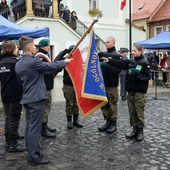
[154,26,162,35]
[89,0,99,10]
[166,25,170,31]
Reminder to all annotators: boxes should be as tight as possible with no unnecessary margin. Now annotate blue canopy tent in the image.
[134,32,170,49]
[0,15,49,41]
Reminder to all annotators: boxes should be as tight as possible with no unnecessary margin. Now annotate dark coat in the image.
[0,55,22,103]
[108,55,151,93]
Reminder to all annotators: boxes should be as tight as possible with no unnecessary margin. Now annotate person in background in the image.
[62,6,70,24]
[0,0,10,19]
[160,53,168,86]
[0,40,26,152]
[70,11,78,30]
[98,36,121,134]
[101,44,151,141]
[153,51,159,79]
[15,36,72,166]
[37,39,56,138]
[165,51,170,88]
[58,2,64,17]
[119,47,129,101]
[54,45,83,129]
[146,52,158,80]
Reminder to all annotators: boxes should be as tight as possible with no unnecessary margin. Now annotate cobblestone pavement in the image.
[0,76,170,170]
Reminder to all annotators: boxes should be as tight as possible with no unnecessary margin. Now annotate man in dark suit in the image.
[15,36,72,166]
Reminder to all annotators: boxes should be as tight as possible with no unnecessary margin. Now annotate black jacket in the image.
[108,55,151,93]
[0,55,22,103]
[54,49,73,86]
[100,47,121,87]
[38,48,54,90]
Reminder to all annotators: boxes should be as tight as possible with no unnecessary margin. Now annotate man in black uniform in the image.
[0,40,26,152]
[101,44,151,141]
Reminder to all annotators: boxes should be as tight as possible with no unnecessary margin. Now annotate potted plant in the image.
[88,8,99,16]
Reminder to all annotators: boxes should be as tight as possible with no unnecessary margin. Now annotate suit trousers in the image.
[24,100,45,161]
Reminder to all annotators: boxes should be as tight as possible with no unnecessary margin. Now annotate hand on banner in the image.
[64,58,73,64]
[101,57,109,63]
[100,61,110,68]
[128,68,140,74]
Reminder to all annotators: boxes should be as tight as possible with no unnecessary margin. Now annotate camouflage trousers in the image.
[101,87,118,121]
[62,84,79,116]
[127,92,146,127]
[43,90,52,123]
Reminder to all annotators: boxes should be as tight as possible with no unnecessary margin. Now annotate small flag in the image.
[120,0,126,10]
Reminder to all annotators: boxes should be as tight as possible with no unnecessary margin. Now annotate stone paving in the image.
[0,76,170,170]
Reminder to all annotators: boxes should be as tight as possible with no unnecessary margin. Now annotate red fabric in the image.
[160,57,167,69]
[66,49,105,117]
[120,0,126,10]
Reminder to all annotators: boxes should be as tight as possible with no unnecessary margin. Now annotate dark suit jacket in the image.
[15,54,66,104]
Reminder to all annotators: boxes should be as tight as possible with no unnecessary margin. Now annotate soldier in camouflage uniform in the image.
[54,46,83,129]
[102,44,151,141]
[98,36,121,134]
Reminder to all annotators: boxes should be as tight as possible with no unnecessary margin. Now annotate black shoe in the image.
[98,120,110,132]
[67,122,73,129]
[136,127,144,141]
[42,130,56,138]
[73,115,83,128]
[106,121,117,134]
[27,158,50,166]
[8,144,27,153]
[17,133,24,140]
[126,127,138,139]
[47,125,56,133]
[73,122,83,128]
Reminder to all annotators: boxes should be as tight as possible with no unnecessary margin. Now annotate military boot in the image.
[67,116,73,129]
[136,127,144,141]
[42,123,56,138]
[8,138,26,153]
[98,119,110,132]
[73,114,83,128]
[126,126,138,139]
[106,120,117,134]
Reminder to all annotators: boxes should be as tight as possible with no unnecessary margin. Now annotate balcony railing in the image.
[0,1,105,51]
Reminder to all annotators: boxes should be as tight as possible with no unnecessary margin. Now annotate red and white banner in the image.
[66,30,108,118]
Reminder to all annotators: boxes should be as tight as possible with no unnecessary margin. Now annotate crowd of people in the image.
[1,29,170,166]
[0,0,78,31]
[145,50,170,87]
[0,0,26,20]
[5,31,170,165]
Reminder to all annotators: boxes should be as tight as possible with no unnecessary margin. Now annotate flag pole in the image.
[67,10,103,58]
[129,0,132,58]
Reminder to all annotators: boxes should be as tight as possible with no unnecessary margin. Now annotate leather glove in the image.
[98,52,105,58]
[100,62,110,68]
[62,49,69,55]
[128,68,140,74]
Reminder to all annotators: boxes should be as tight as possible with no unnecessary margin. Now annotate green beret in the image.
[69,45,75,50]
[38,39,50,47]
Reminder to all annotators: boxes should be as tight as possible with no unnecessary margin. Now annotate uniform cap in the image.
[38,39,50,47]
[121,48,129,52]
